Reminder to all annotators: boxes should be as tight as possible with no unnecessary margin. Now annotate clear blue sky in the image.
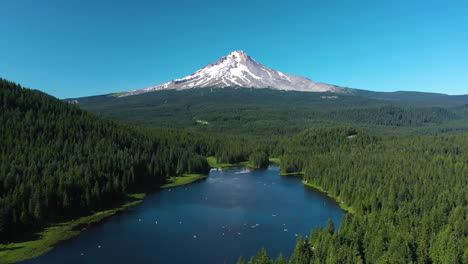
[1,0,467,98]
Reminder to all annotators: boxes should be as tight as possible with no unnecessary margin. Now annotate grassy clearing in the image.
[268,157,281,164]
[303,181,356,214]
[161,174,207,188]
[280,171,305,176]
[239,161,258,169]
[206,156,236,168]
[207,157,264,170]
[0,193,145,264]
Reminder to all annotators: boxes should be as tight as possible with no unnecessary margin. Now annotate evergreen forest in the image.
[0,79,467,263]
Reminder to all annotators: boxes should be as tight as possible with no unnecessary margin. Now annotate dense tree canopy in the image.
[249,152,270,169]
[73,87,468,136]
[245,128,468,264]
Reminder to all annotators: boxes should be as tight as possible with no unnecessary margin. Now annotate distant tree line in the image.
[76,87,468,136]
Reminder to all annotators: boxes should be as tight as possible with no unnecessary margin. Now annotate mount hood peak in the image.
[122,50,345,96]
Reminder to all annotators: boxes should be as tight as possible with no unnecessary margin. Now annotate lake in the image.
[22,166,344,264]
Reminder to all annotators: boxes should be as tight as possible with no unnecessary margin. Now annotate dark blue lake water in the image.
[23,166,344,264]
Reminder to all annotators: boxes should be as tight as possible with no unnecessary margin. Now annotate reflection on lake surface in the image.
[22,166,344,264]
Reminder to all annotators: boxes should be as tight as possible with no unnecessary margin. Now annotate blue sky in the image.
[1,0,467,98]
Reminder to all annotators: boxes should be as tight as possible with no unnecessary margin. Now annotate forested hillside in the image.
[0,79,267,241]
[352,89,468,105]
[244,128,468,263]
[68,88,468,136]
[1,79,467,263]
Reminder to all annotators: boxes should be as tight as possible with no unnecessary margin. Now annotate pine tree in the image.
[236,256,246,264]
[275,253,288,264]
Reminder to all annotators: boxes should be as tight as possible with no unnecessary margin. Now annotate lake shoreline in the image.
[1,157,232,264]
[207,156,270,170]
[161,174,208,188]
[0,193,146,264]
[1,171,216,263]
[2,163,347,264]
[270,157,354,214]
[302,181,356,214]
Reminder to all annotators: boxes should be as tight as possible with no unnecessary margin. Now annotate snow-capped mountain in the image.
[121,50,345,97]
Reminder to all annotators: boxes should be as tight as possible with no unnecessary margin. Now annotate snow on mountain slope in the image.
[121,51,345,97]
